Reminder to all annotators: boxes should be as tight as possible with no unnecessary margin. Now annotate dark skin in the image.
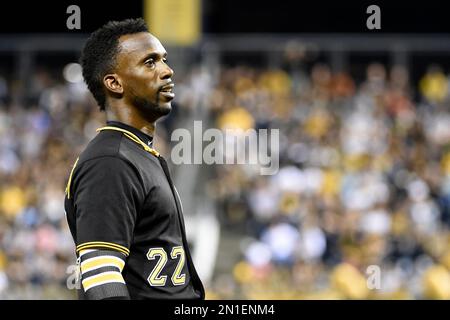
[103,32,174,137]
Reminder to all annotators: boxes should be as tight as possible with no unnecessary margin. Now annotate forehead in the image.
[117,32,166,61]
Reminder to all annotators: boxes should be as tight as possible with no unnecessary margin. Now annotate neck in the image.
[105,103,156,137]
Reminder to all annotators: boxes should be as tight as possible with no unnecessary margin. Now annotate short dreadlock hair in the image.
[80,18,149,110]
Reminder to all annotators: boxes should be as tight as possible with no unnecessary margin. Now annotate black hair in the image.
[80,18,148,110]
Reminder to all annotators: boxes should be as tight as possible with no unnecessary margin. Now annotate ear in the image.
[103,74,123,95]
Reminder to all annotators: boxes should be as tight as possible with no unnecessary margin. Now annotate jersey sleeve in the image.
[79,249,130,300]
[71,156,145,257]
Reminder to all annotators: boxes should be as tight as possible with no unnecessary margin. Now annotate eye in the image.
[163,58,169,64]
[145,58,155,67]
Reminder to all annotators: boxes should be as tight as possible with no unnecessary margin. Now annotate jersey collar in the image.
[106,121,154,148]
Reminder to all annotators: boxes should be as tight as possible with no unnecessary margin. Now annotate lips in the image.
[159,83,175,100]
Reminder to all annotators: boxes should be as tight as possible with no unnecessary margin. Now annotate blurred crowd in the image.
[0,51,450,299]
[203,60,450,299]
[0,67,102,298]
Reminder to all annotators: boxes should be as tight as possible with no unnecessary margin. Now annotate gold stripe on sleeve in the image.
[80,256,125,273]
[82,271,125,291]
[76,242,130,256]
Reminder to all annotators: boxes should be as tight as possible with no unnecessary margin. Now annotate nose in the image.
[160,63,174,80]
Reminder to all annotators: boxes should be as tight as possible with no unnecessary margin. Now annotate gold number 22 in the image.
[146,246,186,286]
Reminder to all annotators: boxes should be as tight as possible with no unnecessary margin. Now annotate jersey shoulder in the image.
[65,130,136,200]
[78,130,124,164]
[78,130,158,168]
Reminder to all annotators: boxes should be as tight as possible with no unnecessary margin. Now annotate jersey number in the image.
[146,246,186,286]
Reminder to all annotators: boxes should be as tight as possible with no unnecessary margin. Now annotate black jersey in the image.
[64,121,204,299]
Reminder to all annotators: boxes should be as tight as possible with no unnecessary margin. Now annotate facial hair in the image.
[130,88,171,119]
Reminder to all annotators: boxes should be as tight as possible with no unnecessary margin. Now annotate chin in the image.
[157,102,172,115]
[133,96,172,119]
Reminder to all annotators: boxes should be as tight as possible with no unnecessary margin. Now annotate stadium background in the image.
[0,0,450,299]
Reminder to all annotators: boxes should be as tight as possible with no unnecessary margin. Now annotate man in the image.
[64,18,204,300]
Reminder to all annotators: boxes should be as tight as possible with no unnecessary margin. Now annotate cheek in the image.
[140,71,160,92]
[125,71,158,93]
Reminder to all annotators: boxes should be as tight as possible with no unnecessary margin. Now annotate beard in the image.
[131,91,172,120]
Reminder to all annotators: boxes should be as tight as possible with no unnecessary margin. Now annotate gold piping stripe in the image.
[65,157,79,199]
[76,241,129,252]
[82,271,125,291]
[76,242,130,256]
[80,256,125,273]
[77,244,129,256]
[96,126,160,157]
